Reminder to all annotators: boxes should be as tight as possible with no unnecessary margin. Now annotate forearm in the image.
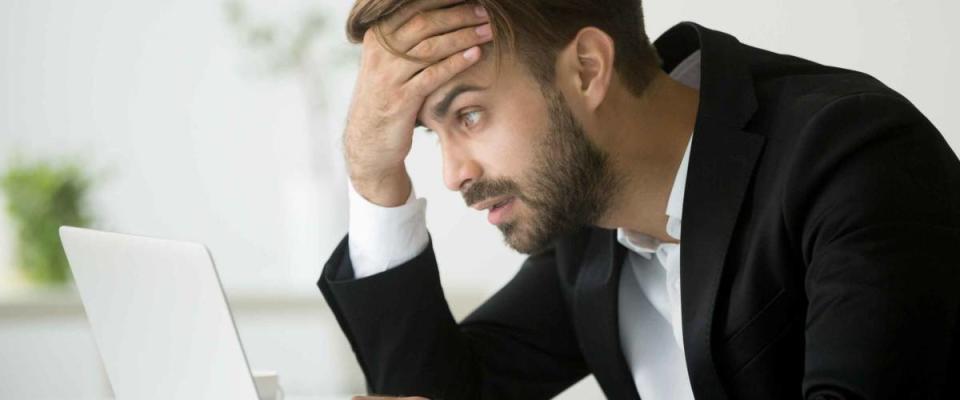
[320,238,482,398]
[318,238,588,399]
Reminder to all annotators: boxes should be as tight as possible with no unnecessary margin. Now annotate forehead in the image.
[418,50,537,126]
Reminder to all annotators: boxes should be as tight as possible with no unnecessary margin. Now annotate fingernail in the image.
[474,6,488,18]
[475,24,492,37]
[463,46,480,61]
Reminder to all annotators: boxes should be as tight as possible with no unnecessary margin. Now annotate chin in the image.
[499,220,554,255]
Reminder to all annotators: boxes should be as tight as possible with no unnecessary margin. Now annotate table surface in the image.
[70,397,349,400]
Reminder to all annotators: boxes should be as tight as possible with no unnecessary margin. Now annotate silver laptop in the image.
[60,226,264,400]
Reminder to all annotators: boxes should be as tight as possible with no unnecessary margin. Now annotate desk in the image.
[0,287,603,399]
[71,397,349,400]
[0,286,366,398]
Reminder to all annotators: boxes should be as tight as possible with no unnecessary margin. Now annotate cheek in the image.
[473,78,553,181]
[481,111,548,174]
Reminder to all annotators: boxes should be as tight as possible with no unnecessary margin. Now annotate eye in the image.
[458,110,482,129]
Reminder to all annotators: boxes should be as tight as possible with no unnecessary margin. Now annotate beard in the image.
[462,85,623,254]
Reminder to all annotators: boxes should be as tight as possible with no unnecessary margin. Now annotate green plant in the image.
[1,159,94,285]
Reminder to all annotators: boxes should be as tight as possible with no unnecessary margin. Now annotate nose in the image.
[441,140,482,192]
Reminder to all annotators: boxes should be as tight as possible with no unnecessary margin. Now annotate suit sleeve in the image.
[317,235,590,399]
[785,92,960,399]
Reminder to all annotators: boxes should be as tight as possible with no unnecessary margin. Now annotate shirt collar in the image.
[664,133,692,239]
[617,135,692,256]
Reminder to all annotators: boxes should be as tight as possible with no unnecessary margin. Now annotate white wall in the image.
[643,0,959,152]
[0,0,354,292]
[1,0,958,398]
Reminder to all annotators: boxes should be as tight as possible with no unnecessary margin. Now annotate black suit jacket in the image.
[318,22,960,399]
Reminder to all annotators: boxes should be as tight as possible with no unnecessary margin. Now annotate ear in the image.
[557,27,616,111]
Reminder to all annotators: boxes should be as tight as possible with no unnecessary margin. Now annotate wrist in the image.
[349,167,412,207]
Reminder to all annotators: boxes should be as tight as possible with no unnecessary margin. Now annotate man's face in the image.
[418,53,621,254]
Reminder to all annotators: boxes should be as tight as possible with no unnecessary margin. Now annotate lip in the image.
[487,197,515,225]
[471,195,514,211]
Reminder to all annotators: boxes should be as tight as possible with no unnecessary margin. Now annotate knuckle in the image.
[380,97,403,118]
[405,79,428,98]
[412,38,434,58]
[413,36,458,61]
[407,14,430,33]
[392,88,411,105]
[451,7,470,25]
[444,55,466,73]
[361,28,379,46]
[441,33,460,52]
[455,28,476,47]
[420,66,440,84]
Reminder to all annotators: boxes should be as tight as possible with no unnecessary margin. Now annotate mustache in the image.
[463,178,520,208]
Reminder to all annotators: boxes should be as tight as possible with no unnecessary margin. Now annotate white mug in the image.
[252,370,284,400]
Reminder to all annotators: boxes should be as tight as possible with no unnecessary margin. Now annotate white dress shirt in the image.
[616,133,694,399]
[346,50,702,400]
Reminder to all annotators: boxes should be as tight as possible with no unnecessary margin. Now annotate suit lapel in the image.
[573,230,639,399]
[660,23,766,399]
[680,124,764,399]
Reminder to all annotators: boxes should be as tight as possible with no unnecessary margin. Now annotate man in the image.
[318,0,960,398]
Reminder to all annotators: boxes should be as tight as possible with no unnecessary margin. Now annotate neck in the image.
[592,71,700,242]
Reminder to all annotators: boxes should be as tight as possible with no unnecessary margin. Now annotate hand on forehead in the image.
[378,0,489,58]
[417,52,496,127]
[367,0,502,128]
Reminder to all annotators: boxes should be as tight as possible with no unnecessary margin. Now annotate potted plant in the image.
[1,159,94,285]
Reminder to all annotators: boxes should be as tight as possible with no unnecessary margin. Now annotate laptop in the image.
[59,226,274,400]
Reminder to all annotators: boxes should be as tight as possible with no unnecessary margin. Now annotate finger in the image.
[404,46,482,97]
[406,23,492,64]
[380,0,465,33]
[389,2,490,53]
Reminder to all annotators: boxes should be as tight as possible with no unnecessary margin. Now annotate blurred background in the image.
[0,0,957,398]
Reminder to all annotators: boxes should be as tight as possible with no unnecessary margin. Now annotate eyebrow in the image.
[431,84,485,122]
[414,84,487,129]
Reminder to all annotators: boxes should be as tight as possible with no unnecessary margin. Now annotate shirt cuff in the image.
[347,179,430,279]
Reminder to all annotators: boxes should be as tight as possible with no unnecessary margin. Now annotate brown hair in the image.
[346,0,661,96]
